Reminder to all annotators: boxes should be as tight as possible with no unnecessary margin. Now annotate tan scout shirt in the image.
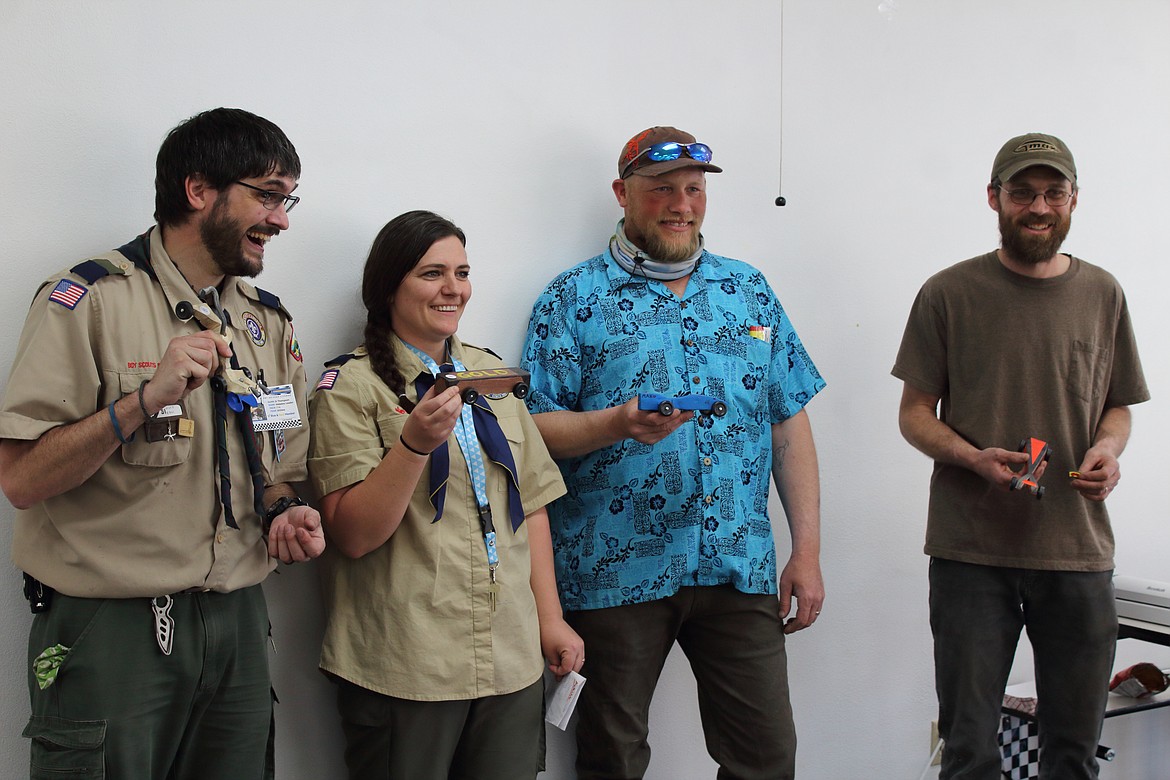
[308,336,565,700]
[0,227,309,597]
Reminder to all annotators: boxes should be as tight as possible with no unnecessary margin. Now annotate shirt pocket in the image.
[115,372,191,468]
[1066,340,1110,406]
[491,412,527,496]
[372,411,433,502]
[721,334,773,419]
[373,410,409,453]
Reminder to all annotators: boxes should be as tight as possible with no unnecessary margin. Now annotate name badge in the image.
[251,384,303,432]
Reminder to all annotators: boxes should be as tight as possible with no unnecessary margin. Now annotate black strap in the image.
[22,573,53,614]
[210,377,267,530]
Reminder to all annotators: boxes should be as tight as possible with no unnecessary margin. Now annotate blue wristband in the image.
[108,401,134,444]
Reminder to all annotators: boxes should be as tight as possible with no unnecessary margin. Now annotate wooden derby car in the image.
[434,367,531,405]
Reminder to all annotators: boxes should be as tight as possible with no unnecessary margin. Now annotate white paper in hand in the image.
[545,670,587,731]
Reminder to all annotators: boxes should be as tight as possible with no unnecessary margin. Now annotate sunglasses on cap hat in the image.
[621,141,714,178]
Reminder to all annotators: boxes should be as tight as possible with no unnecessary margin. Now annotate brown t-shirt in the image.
[892,252,1148,571]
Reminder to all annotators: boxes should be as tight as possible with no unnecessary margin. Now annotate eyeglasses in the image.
[233,181,300,213]
[996,185,1074,207]
[622,141,713,177]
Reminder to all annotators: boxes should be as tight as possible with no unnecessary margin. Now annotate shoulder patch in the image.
[315,368,341,391]
[287,325,303,363]
[48,279,88,310]
[315,353,358,391]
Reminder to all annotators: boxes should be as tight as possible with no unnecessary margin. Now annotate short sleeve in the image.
[761,275,826,423]
[307,368,387,499]
[0,275,104,441]
[1104,291,1149,408]
[891,281,949,397]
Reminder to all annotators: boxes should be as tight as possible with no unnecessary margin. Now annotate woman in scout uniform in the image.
[308,210,583,780]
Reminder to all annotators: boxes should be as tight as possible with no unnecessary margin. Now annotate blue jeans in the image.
[567,585,795,780]
[929,558,1116,780]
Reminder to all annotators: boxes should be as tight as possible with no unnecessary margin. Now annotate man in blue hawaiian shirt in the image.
[521,126,827,780]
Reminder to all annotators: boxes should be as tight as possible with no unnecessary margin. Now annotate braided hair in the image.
[361,210,467,405]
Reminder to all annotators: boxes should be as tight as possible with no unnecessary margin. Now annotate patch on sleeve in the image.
[288,326,303,363]
[315,368,340,391]
[48,279,88,310]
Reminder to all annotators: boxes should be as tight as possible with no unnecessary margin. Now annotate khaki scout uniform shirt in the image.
[308,336,565,700]
[0,227,309,597]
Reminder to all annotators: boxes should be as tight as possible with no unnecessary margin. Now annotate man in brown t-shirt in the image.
[893,133,1148,779]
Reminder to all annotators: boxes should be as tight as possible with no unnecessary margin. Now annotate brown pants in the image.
[568,585,796,780]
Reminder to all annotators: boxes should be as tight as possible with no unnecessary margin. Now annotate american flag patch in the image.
[48,279,88,309]
[316,369,340,391]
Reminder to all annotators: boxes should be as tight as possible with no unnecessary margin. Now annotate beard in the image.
[998,209,1070,266]
[199,197,266,278]
[642,230,700,263]
[626,216,702,263]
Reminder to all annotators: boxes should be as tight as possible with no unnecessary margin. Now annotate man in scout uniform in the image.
[0,107,324,778]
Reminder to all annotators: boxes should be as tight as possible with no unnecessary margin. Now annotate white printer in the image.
[1114,575,1170,632]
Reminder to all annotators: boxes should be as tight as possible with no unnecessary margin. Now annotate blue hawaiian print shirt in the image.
[521,248,825,611]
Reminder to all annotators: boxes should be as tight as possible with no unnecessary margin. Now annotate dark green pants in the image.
[335,676,545,780]
[24,585,274,780]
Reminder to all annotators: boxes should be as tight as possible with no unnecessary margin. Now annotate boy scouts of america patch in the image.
[316,368,340,391]
[243,311,266,346]
[288,327,303,362]
[49,279,88,310]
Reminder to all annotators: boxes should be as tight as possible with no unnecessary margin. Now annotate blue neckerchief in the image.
[405,344,526,534]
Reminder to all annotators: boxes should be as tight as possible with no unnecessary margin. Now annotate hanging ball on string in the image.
[774,196,787,207]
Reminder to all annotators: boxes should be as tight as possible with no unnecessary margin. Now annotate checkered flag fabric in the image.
[998,714,1040,779]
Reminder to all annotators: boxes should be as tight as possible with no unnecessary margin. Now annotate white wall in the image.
[1,1,1168,778]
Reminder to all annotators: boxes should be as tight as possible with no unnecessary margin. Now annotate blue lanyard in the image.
[403,342,499,576]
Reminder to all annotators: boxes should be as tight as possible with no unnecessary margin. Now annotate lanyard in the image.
[403,343,500,580]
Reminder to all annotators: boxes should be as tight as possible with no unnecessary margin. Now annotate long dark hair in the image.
[361,210,467,399]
